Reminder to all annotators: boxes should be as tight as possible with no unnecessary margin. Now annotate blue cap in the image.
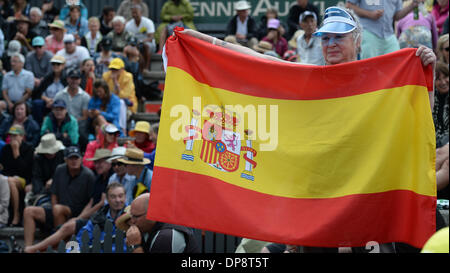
[32,36,45,47]
[313,7,356,36]
[53,99,66,108]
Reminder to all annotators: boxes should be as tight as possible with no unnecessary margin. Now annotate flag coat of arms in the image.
[147,29,436,248]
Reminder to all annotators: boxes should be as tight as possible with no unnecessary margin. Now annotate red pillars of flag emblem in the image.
[200,140,219,164]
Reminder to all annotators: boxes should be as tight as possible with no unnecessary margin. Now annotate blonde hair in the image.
[437,34,449,63]
[88,17,100,25]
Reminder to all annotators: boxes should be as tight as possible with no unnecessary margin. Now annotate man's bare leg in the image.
[24,218,77,253]
[23,206,46,246]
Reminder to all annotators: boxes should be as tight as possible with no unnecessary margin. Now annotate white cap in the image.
[63,34,75,43]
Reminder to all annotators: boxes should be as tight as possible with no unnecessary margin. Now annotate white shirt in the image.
[125,16,155,47]
[56,46,90,69]
[296,34,325,66]
[236,16,248,36]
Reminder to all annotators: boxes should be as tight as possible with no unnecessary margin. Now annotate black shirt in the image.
[143,223,200,253]
[50,163,96,217]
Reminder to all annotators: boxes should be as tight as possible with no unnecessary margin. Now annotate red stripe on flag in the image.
[148,166,436,248]
[166,32,433,100]
[200,140,206,160]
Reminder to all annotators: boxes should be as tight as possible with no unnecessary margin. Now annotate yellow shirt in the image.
[421,227,449,253]
[103,70,138,113]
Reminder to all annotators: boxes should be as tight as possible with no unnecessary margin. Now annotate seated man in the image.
[55,34,90,70]
[125,4,156,53]
[106,16,134,54]
[25,36,53,88]
[53,68,90,150]
[118,148,152,199]
[296,11,324,65]
[1,53,34,113]
[28,133,65,204]
[224,1,258,49]
[23,146,96,249]
[41,99,79,147]
[76,182,127,252]
[108,147,136,206]
[0,125,34,226]
[24,148,113,253]
[118,193,200,253]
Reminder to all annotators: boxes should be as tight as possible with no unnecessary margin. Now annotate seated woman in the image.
[102,58,138,114]
[128,121,155,153]
[261,19,288,58]
[82,123,120,170]
[80,58,96,96]
[88,79,121,135]
[0,124,34,226]
[0,102,40,148]
[32,55,68,125]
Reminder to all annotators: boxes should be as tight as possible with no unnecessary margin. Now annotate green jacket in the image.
[41,112,79,146]
[155,0,196,41]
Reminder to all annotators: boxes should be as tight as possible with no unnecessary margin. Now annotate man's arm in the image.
[394,0,423,21]
[181,29,289,63]
[76,193,105,220]
[346,2,384,20]
[2,89,13,110]
[18,88,32,104]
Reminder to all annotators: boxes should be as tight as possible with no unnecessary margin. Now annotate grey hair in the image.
[30,7,42,17]
[112,15,126,25]
[342,7,363,54]
[131,4,143,11]
[11,53,25,64]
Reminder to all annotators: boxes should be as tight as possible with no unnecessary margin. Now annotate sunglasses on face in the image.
[112,162,125,167]
[321,34,351,46]
[34,46,43,49]
[52,63,63,66]
[445,47,449,52]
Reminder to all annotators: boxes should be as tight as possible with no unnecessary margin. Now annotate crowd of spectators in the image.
[0,0,448,253]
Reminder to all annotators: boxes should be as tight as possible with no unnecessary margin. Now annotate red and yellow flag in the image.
[147,29,436,248]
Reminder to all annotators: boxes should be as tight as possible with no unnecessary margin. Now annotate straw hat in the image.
[86,148,112,161]
[128,121,150,137]
[253,41,273,54]
[117,148,151,165]
[48,19,65,30]
[35,133,65,154]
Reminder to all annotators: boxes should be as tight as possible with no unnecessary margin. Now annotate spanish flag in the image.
[147,29,436,248]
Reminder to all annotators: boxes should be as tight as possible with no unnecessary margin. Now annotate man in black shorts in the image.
[23,146,96,251]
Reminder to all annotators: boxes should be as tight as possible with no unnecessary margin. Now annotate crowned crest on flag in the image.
[181,105,257,180]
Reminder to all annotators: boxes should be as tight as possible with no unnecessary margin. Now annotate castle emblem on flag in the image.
[182,106,257,181]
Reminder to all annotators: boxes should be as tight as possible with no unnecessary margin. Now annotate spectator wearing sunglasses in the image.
[25,36,53,88]
[107,147,136,205]
[31,55,67,125]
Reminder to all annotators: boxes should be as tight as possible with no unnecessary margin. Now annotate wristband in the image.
[129,244,143,251]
